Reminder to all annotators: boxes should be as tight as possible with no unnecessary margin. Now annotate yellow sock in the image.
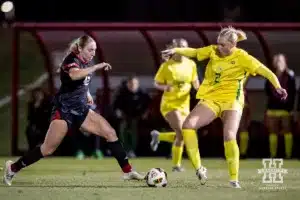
[284,132,293,159]
[172,145,183,167]
[158,132,176,143]
[269,133,278,158]
[224,140,240,181]
[239,131,249,156]
[182,129,201,170]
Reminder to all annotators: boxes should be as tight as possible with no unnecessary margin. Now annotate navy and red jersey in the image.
[265,69,296,112]
[54,52,93,113]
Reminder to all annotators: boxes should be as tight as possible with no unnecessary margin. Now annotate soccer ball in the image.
[145,168,168,187]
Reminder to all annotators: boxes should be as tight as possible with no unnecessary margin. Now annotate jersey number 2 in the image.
[214,73,221,84]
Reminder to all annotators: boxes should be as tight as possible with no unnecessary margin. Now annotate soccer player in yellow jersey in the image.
[162,26,288,188]
[150,38,200,172]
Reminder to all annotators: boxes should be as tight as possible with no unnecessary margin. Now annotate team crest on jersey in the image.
[83,76,91,86]
[215,66,222,73]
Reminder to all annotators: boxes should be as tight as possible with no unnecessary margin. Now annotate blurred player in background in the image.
[150,38,199,172]
[113,75,151,158]
[265,54,296,159]
[3,35,144,186]
[162,26,287,188]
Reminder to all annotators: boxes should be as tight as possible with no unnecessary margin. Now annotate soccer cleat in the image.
[94,149,104,160]
[196,166,207,185]
[3,160,16,186]
[123,171,145,180]
[150,130,160,151]
[229,181,241,188]
[75,150,85,160]
[172,166,185,172]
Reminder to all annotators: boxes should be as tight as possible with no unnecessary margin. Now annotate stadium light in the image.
[1,1,15,25]
[1,1,14,13]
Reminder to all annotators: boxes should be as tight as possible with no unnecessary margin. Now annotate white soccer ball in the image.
[146,168,168,187]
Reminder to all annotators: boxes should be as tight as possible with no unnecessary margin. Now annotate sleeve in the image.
[196,45,214,61]
[112,89,123,111]
[154,63,166,83]
[287,72,296,111]
[256,66,281,89]
[62,57,80,72]
[140,91,152,114]
[174,45,213,61]
[191,61,198,81]
[242,54,264,76]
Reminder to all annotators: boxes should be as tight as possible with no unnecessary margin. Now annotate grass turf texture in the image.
[0,158,299,200]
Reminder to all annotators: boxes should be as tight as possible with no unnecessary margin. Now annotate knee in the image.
[223,130,237,141]
[174,134,184,146]
[40,144,56,157]
[104,128,118,142]
[182,119,194,130]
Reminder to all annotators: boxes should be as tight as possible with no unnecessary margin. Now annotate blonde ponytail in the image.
[235,29,247,42]
[218,26,247,44]
[68,38,80,55]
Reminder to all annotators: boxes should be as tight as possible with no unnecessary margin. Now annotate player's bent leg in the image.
[182,103,216,184]
[149,111,180,152]
[165,110,185,172]
[222,110,242,188]
[40,120,69,156]
[3,120,68,186]
[80,110,144,180]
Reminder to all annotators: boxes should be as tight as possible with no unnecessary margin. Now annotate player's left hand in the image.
[97,62,112,71]
[276,88,288,101]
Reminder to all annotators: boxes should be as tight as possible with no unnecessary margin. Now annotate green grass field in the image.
[0,158,299,200]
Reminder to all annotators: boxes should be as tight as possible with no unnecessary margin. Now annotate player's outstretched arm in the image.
[69,62,111,80]
[256,66,281,89]
[256,65,288,100]
[174,48,198,57]
[161,48,198,58]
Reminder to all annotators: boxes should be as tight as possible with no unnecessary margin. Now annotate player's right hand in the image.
[161,48,175,57]
[276,88,288,101]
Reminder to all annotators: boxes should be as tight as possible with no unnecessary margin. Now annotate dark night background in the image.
[12,0,300,22]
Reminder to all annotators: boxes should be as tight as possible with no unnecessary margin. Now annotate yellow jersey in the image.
[175,45,264,103]
[154,57,198,103]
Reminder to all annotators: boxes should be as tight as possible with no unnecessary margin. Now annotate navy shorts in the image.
[51,105,90,131]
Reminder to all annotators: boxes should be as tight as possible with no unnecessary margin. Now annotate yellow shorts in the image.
[199,98,244,117]
[160,102,190,117]
[266,109,290,117]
